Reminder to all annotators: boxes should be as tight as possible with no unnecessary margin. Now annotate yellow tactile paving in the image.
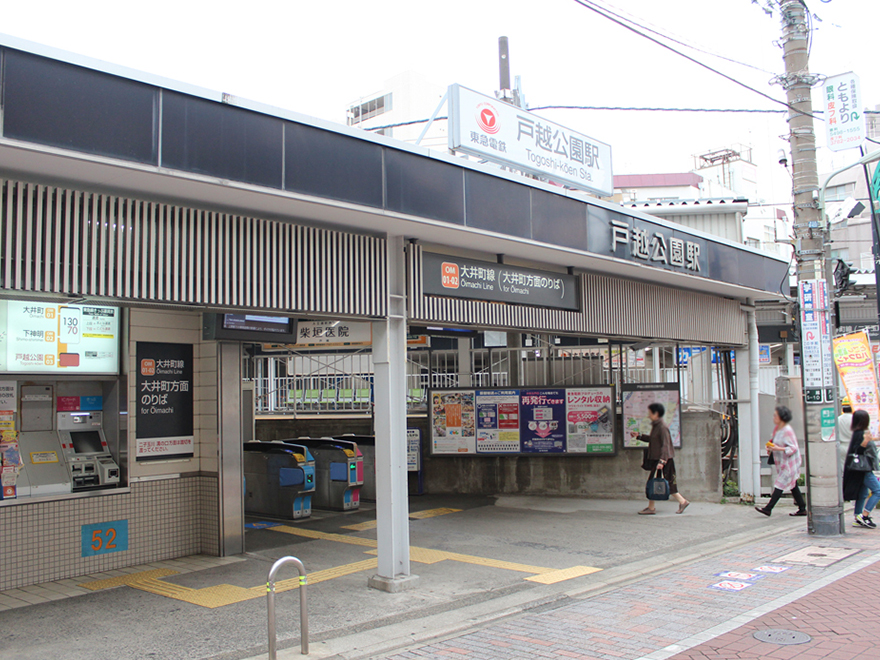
[434,550,558,575]
[147,583,260,608]
[79,568,179,591]
[524,565,603,584]
[408,547,457,564]
[342,508,462,530]
[341,520,378,531]
[271,525,378,547]
[273,559,379,593]
[408,507,462,519]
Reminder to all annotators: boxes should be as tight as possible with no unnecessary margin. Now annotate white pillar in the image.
[457,338,472,387]
[735,301,762,501]
[369,236,419,592]
[652,347,661,382]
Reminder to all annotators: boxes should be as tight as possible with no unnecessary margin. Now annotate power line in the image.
[570,0,822,121]
[586,0,777,75]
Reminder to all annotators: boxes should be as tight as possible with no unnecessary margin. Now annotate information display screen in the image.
[222,314,293,334]
[0,300,120,374]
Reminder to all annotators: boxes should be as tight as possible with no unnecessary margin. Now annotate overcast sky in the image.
[2,0,877,204]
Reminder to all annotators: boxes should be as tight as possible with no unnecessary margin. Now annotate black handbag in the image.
[641,448,653,471]
[767,452,775,466]
[646,468,670,500]
[848,453,873,472]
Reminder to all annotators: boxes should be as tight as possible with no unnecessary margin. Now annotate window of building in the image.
[825,182,855,202]
[348,93,392,125]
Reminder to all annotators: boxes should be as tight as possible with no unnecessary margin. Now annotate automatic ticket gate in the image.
[244,441,316,520]
[283,437,363,511]
[333,435,375,501]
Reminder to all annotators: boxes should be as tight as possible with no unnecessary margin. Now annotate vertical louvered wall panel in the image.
[0,179,386,318]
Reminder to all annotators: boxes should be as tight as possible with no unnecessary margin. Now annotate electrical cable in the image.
[570,0,822,120]
[584,0,777,75]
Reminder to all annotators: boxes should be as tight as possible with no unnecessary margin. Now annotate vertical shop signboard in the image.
[519,389,567,453]
[135,342,194,461]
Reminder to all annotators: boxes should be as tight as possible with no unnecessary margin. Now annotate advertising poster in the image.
[0,301,119,374]
[566,387,615,453]
[475,389,521,453]
[430,390,476,453]
[519,389,566,453]
[135,342,194,461]
[833,331,880,436]
[622,383,681,449]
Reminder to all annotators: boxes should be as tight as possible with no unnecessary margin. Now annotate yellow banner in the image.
[833,331,880,435]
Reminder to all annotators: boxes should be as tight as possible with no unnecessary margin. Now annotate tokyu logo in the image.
[475,103,499,134]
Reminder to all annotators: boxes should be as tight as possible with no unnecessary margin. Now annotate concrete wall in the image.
[256,411,722,502]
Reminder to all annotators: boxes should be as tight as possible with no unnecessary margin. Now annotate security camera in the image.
[777,149,788,167]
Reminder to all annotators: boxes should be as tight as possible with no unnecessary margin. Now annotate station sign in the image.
[135,342,194,461]
[448,84,613,196]
[421,252,579,311]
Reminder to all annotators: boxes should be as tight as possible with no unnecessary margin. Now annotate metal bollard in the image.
[267,556,309,658]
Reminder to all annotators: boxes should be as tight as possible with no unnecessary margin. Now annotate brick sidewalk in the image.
[669,561,880,660]
[380,526,880,660]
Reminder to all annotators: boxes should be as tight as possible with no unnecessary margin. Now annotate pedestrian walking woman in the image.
[843,409,880,529]
[631,402,689,515]
[755,405,807,517]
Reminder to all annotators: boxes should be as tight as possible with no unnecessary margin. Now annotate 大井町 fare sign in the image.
[448,84,613,197]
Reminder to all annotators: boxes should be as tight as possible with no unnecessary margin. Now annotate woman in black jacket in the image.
[842,410,879,529]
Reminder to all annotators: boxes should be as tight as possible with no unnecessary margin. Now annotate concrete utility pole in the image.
[778,0,843,535]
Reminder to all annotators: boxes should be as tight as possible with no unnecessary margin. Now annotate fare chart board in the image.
[431,386,614,455]
[0,301,120,374]
[621,382,682,449]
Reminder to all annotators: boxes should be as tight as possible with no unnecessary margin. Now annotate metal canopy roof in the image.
[0,33,787,302]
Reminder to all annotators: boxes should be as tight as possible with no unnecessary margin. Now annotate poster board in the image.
[621,382,681,449]
[430,386,614,455]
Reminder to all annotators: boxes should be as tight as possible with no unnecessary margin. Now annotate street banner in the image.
[833,331,880,436]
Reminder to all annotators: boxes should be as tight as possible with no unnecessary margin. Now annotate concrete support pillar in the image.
[507,332,522,387]
[734,303,762,501]
[652,347,661,382]
[369,235,419,592]
[218,342,244,556]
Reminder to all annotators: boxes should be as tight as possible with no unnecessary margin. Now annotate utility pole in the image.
[778,0,844,535]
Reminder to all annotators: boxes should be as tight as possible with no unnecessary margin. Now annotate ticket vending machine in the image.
[16,385,71,497]
[57,412,120,491]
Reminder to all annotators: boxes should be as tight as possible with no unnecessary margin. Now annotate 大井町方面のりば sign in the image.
[421,252,579,311]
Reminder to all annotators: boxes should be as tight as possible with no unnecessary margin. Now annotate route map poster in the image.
[430,386,615,455]
[622,382,681,449]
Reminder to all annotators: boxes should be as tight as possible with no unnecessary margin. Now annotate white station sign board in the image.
[448,84,613,197]
[823,72,865,152]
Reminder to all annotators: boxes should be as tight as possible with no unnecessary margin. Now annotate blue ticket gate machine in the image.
[282,437,363,511]
[243,441,315,520]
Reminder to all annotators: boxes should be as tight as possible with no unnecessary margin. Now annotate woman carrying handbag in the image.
[631,402,689,515]
[843,410,880,529]
[755,406,806,517]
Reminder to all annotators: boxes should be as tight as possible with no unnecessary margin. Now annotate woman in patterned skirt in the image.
[755,405,806,517]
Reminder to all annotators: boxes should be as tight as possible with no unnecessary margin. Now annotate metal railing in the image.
[267,556,308,658]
